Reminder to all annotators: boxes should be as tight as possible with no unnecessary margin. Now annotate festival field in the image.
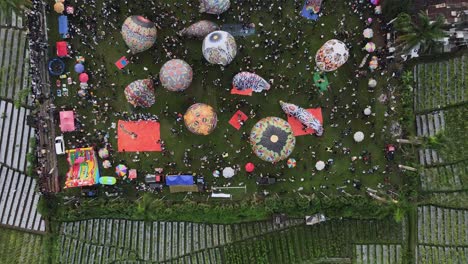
[49,0,404,200]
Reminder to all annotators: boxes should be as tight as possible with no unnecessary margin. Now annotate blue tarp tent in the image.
[166,175,194,186]
[58,15,68,36]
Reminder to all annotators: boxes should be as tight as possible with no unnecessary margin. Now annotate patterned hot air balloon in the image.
[184,103,218,135]
[179,20,219,38]
[159,59,193,92]
[279,101,324,136]
[250,117,296,163]
[202,31,237,66]
[121,16,157,54]
[232,72,270,93]
[124,79,155,108]
[315,39,349,72]
[199,0,230,15]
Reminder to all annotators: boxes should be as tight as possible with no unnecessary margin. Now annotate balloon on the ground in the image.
[124,79,155,108]
[74,63,84,73]
[159,59,193,92]
[250,117,296,163]
[121,16,157,54]
[354,131,365,142]
[202,31,237,66]
[279,101,324,136]
[315,39,349,72]
[184,103,218,135]
[199,0,230,15]
[179,20,219,38]
[232,72,270,92]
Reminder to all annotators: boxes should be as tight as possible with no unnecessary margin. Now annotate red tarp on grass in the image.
[117,120,161,152]
[228,110,248,130]
[230,88,253,96]
[59,110,75,132]
[287,108,323,136]
[56,41,68,57]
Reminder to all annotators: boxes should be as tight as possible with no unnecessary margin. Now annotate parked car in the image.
[55,136,66,155]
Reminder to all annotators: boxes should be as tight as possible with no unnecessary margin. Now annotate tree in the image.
[382,0,413,23]
[395,11,447,53]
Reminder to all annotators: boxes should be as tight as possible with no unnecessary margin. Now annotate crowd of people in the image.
[27,0,403,195]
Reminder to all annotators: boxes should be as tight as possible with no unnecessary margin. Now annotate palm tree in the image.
[394,11,447,53]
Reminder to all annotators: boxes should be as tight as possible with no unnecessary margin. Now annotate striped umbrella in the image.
[102,160,112,169]
[363,28,373,39]
[287,158,296,168]
[115,164,128,177]
[365,42,376,52]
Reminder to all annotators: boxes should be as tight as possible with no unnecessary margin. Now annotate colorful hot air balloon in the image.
[279,101,324,136]
[121,16,157,54]
[315,39,349,72]
[199,0,230,15]
[124,79,155,108]
[184,103,218,135]
[179,20,219,38]
[250,117,296,163]
[202,31,237,66]
[232,72,270,93]
[159,59,193,92]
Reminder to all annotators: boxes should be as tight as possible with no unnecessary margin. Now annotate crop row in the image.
[0,9,24,29]
[420,160,467,192]
[59,218,303,263]
[413,55,467,112]
[417,206,468,245]
[416,245,468,264]
[0,26,29,101]
[0,165,45,232]
[354,244,402,264]
[0,227,44,264]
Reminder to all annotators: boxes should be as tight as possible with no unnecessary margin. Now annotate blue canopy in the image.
[165,175,194,186]
[58,15,68,35]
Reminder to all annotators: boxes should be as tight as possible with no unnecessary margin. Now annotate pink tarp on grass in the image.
[60,111,75,132]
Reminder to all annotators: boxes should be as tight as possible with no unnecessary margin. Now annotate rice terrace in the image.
[0,0,467,263]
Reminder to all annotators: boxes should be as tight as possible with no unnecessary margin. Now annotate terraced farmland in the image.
[413,55,467,112]
[58,218,405,263]
[0,227,45,264]
[0,165,45,232]
[354,244,402,264]
[416,206,468,263]
[420,160,468,192]
[0,100,35,172]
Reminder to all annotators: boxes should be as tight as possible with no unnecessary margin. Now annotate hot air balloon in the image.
[179,20,219,38]
[124,79,155,108]
[184,103,218,135]
[232,72,270,93]
[159,59,193,92]
[202,31,237,66]
[250,117,296,163]
[279,101,324,136]
[315,39,349,72]
[121,16,157,54]
[199,0,230,15]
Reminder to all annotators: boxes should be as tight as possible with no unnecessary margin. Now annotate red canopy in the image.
[59,111,75,132]
[56,41,68,57]
[245,162,255,173]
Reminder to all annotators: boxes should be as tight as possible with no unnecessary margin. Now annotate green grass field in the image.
[49,0,403,201]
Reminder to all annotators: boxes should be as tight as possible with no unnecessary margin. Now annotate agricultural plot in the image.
[417,206,468,246]
[58,218,303,263]
[218,218,404,264]
[0,227,45,264]
[425,191,468,209]
[420,160,468,192]
[416,111,444,166]
[354,244,402,264]
[0,13,30,101]
[0,9,25,29]
[413,55,467,112]
[0,100,35,172]
[0,165,45,232]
